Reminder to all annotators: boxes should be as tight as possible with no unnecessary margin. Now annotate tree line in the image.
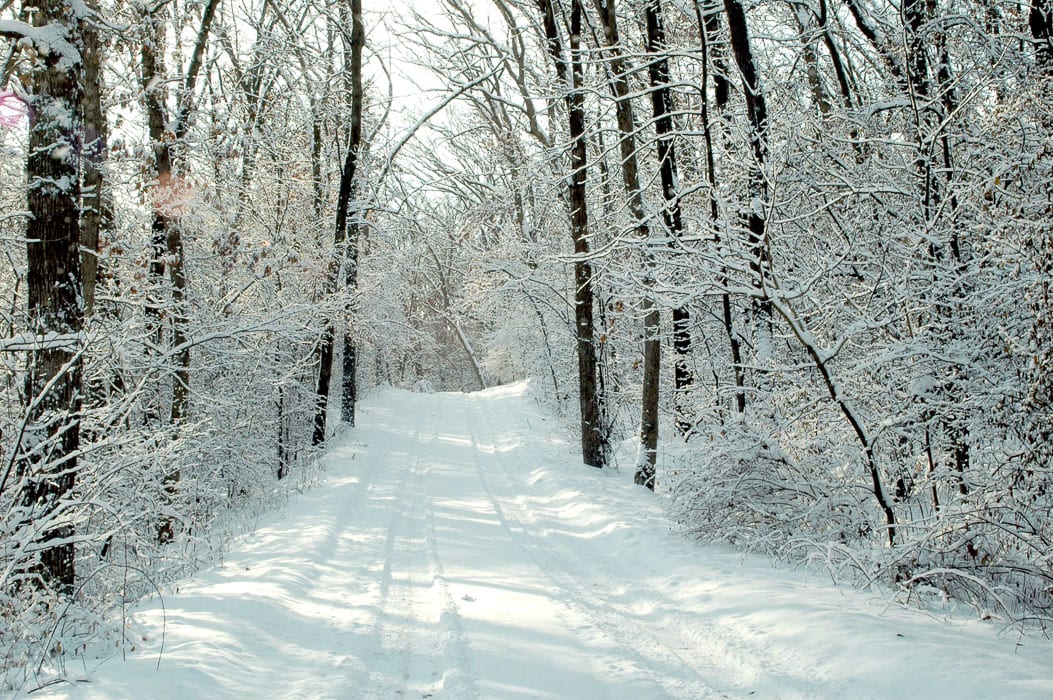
[0,0,1051,681]
[390,0,1053,625]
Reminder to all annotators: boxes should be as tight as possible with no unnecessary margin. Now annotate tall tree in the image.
[138,0,221,540]
[3,0,86,592]
[722,0,773,375]
[535,0,608,468]
[314,0,365,441]
[1034,0,1053,68]
[591,0,660,488]
[645,0,693,434]
[692,0,747,413]
[80,3,107,318]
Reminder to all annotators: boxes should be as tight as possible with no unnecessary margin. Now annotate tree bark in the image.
[138,0,220,540]
[591,0,660,488]
[536,0,607,468]
[80,8,107,318]
[692,0,747,413]
[19,0,85,593]
[645,0,694,435]
[722,0,773,375]
[339,0,364,427]
[315,0,365,440]
[1033,0,1053,69]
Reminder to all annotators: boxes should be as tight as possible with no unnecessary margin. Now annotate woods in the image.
[1,0,1051,683]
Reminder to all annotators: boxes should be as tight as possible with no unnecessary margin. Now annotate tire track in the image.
[462,393,831,698]
[458,395,731,700]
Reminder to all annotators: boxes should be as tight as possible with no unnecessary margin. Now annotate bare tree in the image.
[590,0,661,489]
[314,0,365,441]
[535,0,608,468]
[645,0,693,434]
[2,0,86,592]
[138,0,221,541]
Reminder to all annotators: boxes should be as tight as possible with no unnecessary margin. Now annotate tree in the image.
[721,0,773,379]
[1,0,86,593]
[138,0,220,541]
[644,0,693,434]
[314,0,365,442]
[535,0,608,468]
[591,0,661,489]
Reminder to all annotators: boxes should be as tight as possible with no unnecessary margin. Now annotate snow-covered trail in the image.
[42,384,1053,699]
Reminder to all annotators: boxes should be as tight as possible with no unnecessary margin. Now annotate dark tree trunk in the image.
[693,0,746,413]
[138,0,219,540]
[340,0,364,427]
[19,0,85,593]
[313,330,335,445]
[536,0,607,468]
[139,5,170,389]
[591,0,660,488]
[277,385,289,480]
[315,0,365,439]
[646,0,694,435]
[1033,0,1053,69]
[80,9,107,318]
[722,0,773,372]
[343,0,368,425]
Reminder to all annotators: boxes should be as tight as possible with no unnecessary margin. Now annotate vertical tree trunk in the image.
[591,0,660,488]
[139,6,170,416]
[722,0,773,379]
[315,0,365,440]
[693,0,747,413]
[80,9,107,318]
[312,331,334,444]
[1023,2,1053,496]
[645,0,694,435]
[138,0,219,540]
[340,0,364,427]
[536,0,607,468]
[1033,0,1053,69]
[277,385,289,480]
[18,0,85,592]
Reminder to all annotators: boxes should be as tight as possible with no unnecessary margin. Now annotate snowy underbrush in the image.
[1,423,326,695]
[1,332,328,693]
[666,414,1053,632]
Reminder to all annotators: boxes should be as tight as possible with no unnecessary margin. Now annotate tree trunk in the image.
[80,9,107,318]
[722,0,773,377]
[591,0,660,488]
[312,329,335,445]
[536,0,607,468]
[340,0,364,427]
[692,0,747,414]
[1033,0,1053,69]
[646,0,694,435]
[19,0,85,593]
[138,0,219,540]
[315,0,365,439]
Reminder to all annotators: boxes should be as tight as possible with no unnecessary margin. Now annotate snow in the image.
[32,383,1053,699]
[0,20,80,70]
[0,331,82,352]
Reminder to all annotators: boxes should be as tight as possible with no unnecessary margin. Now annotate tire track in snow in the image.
[350,399,446,699]
[341,396,478,700]
[421,469,477,698]
[458,394,730,700]
[462,393,829,698]
[41,389,1051,700]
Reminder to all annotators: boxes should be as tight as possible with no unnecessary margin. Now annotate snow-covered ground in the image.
[32,383,1053,698]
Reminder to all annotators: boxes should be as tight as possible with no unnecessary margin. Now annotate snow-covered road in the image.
[41,384,1053,698]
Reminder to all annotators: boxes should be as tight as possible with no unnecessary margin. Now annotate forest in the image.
[0,0,1051,681]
